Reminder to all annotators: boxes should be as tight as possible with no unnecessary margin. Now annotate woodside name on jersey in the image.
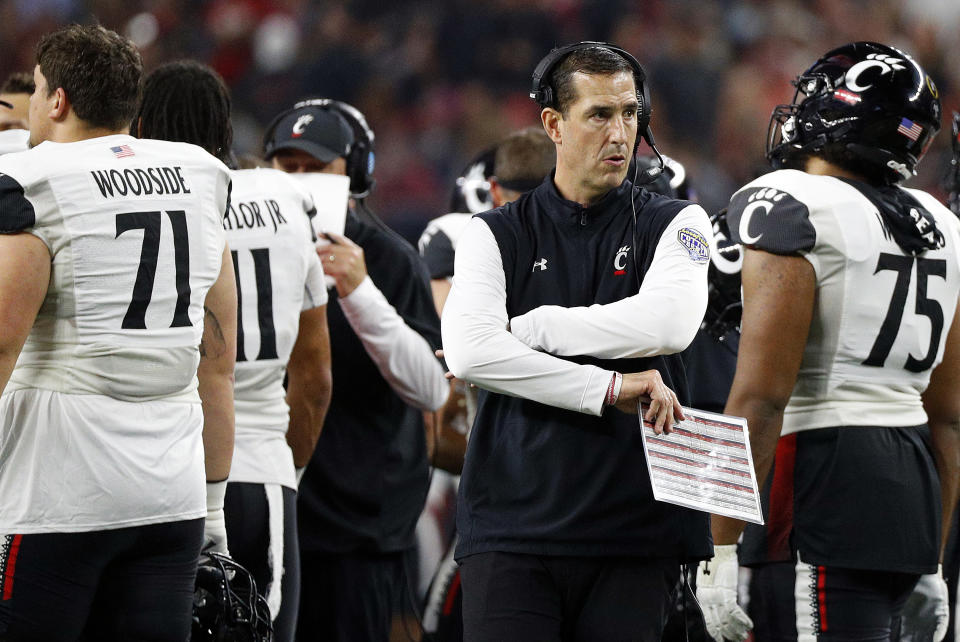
[90,165,192,198]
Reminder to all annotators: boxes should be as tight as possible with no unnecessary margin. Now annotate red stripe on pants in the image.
[442,571,462,616]
[767,434,797,559]
[817,565,828,632]
[3,534,22,600]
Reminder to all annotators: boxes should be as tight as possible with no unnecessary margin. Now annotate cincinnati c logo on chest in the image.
[614,246,631,275]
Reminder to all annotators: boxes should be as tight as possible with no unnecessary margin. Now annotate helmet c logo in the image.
[458,161,491,214]
[844,54,905,92]
[711,227,742,275]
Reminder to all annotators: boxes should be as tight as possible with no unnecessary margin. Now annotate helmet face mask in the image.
[766,42,941,185]
[192,552,273,642]
[947,111,960,216]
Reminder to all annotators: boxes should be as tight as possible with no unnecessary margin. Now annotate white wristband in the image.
[206,479,227,512]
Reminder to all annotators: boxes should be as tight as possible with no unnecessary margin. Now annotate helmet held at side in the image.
[192,552,273,642]
[767,41,941,185]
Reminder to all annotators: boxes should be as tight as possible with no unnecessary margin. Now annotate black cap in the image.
[264,106,354,162]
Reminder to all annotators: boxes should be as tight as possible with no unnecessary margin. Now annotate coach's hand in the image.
[614,370,684,434]
[203,480,230,555]
[319,231,367,298]
[696,544,752,642]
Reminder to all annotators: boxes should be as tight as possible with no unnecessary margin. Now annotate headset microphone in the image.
[641,126,665,180]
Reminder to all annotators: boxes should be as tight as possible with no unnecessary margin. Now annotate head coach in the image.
[441,41,715,640]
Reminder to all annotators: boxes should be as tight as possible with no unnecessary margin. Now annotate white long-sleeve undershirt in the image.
[508,204,711,359]
[339,276,449,412]
[441,218,613,416]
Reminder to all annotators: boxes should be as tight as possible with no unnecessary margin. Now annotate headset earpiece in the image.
[530,41,654,157]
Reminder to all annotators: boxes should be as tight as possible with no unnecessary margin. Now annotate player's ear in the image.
[49,87,69,122]
[489,177,505,208]
[541,108,562,146]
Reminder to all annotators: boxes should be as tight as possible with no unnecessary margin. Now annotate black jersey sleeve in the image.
[364,225,442,350]
[0,172,36,233]
[420,227,456,280]
[727,185,816,255]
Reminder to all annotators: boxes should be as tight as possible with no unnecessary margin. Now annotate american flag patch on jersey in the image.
[111,144,135,158]
[897,118,922,141]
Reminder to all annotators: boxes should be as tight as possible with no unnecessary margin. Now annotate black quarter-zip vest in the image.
[455,176,712,561]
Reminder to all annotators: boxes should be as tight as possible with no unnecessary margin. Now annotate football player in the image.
[0,71,31,132]
[136,60,333,642]
[0,26,236,641]
[0,71,32,154]
[698,42,960,641]
[419,128,555,317]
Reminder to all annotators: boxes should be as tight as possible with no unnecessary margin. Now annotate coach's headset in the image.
[530,41,664,179]
[263,98,376,199]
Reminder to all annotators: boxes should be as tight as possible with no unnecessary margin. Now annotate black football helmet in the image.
[450,147,496,214]
[947,111,960,216]
[631,154,698,202]
[662,155,697,202]
[192,552,273,642]
[767,41,941,185]
[703,208,742,339]
[631,154,676,197]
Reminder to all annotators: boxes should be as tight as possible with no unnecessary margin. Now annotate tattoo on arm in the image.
[199,305,227,359]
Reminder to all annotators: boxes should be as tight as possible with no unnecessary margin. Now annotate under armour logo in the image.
[532,258,548,272]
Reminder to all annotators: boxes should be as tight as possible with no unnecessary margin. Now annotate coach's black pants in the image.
[0,518,203,641]
[458,551,680,642]
[296,549,405,642]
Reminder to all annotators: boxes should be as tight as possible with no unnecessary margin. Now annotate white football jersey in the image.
[0,134,230,532]
[727,169,960,434]
[0,128,28,155]
[226,168,327,489]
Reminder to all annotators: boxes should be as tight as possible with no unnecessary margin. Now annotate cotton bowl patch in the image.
[677,228,710,263]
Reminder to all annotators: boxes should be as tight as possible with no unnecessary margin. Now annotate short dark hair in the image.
[1,72,34,95]
[136,60,233,165]
[36,24,142,131]
[494,127,555,187]
[549,46,636,116]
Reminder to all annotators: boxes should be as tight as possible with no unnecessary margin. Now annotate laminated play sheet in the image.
[639,404,763,524]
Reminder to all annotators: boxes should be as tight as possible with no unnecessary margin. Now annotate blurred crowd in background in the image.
[2,0,959,241]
